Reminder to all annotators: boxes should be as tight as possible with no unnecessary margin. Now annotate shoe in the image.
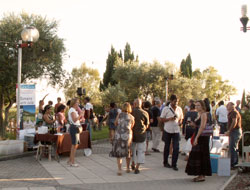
[152,148,160,152]
[126,169,131,173]
[70,163,79,167]
[172,166,178,171]
[117,170,122,176]
[131,165,135,170]
[192,177,205,182]
[145,151,151,155]
[134,169,140,174]
[164,163,172,168]
[231,166,237,170]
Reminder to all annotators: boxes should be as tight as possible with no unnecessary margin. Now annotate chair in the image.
[36,141,52,161]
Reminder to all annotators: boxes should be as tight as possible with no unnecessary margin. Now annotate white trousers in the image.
[132,141,146,164]
[151,127,162,149]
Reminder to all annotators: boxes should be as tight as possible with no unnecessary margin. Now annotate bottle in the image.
[213,124,220,138]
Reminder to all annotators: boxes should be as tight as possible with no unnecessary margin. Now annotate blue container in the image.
[210,154,221,173]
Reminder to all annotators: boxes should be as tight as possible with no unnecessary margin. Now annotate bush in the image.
[239,111,250,154]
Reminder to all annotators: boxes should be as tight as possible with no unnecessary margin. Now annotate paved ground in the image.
[0,137,234,190]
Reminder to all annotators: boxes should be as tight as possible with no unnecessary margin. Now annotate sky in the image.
[1,0,250,105]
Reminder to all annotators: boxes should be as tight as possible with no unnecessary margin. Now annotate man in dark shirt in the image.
[226,102,242,168]
[150,100,162,152]
[131,98,149,174]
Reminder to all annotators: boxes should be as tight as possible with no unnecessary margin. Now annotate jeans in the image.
[219,122,228,134]
[86,120,92,140]
[162,131,180,167]
[229,128,242,167]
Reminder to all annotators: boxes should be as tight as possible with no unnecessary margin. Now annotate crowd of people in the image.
[107,95,242,183]
[36,94,243,182]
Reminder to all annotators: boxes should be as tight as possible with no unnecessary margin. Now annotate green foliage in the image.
[241,89,246,109]
[124,42,135,63]
[239,111,250,153]
[105,60,236,108]
[101,83,128,106]
[64,63,101,105]
[180,54,192,78]
[5,132,16,140]
[186,54,192,78]
[100,43,138,91]
[100,46,119,91]
[201,66,236,102]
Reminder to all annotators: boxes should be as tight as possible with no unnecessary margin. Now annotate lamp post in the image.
[17,26,39,132]
[165,73,174,101]
[240,4,250,32]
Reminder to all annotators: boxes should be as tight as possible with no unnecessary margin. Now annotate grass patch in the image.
[92,125,109,141]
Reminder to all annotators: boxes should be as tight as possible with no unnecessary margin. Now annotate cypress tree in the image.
[180,59,187,77]
[186,54,193,78]
[100,46,118,91]
[241,89,246,109]
[124,42,135,63]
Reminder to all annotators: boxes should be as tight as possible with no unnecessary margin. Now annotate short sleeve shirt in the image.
[85,103,93,110]
[68,108,80,125]
[160,105,183,133]
[132,107,149,142]
[216,105,228,123]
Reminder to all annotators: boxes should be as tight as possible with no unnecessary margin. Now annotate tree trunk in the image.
[0,92,4,138]
[4,101,13,137]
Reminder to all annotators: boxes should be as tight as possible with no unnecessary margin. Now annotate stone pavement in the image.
[0,137,234,190]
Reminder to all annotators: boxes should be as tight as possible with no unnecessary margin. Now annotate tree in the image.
[124,42,135,63]
[185,54,193,78]
[101,84,128,106]
[64,63,100,105]
[180,59,187,77]
[241,89,246,109]
[100,46,119,91]
[180,54,192,78]
[0,13,65,137]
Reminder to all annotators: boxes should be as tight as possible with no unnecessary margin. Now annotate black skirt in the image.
[185,136,212,176]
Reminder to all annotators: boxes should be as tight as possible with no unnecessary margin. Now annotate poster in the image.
[16,84,36,130]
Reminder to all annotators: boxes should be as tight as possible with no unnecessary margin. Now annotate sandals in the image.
[70,163,79,167]
[192,177,205,182]
[126,169,131,173]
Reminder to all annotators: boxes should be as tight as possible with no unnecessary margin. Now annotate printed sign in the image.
[16,84,36,130]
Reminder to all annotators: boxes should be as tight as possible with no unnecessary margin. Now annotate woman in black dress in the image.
[185,100,212,182]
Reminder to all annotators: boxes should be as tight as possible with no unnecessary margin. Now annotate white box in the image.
[218,158,231,176]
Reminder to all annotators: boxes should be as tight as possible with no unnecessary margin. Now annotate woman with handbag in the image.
[67,98,83,167]
[185,100,212,182]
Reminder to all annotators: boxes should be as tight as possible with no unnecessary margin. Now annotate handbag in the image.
[201,123,213,136]
[201,113,213,136]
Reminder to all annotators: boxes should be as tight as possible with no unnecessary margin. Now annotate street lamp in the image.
[17,26,39,131]
[165,72,174,101]
[240,4,250,32]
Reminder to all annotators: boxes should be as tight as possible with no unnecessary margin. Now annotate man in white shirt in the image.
[216,100,228,134]
[160,94,183,171]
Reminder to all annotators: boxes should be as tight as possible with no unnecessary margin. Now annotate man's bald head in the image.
[134,98,142,108]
